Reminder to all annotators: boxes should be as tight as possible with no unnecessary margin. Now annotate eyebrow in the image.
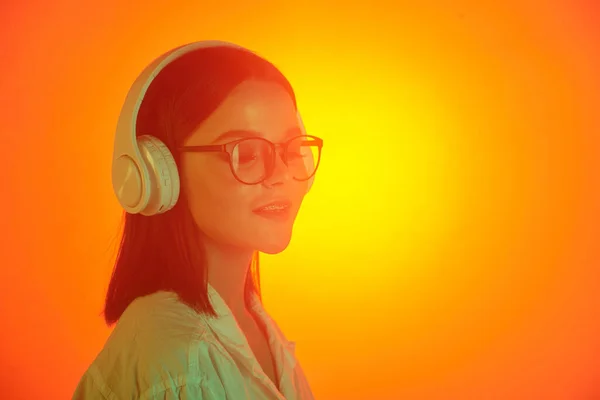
[210,126,303,144]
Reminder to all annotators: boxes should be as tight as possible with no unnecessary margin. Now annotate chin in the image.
[257,236,293,255]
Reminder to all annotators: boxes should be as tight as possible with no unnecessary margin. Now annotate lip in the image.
[252,198,293,213]
[252,198,293,220]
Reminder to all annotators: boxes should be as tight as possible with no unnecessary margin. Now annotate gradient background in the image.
[1,0,599,399]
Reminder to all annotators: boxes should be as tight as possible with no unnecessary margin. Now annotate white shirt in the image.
[72,285,315,399]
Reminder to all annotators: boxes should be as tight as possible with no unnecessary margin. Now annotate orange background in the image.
[1,1,599,399]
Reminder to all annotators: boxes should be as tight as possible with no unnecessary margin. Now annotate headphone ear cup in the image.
[296,112,315,194]
[137,135,180,216]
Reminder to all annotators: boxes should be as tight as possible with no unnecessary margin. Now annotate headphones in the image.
[112,40,315,216]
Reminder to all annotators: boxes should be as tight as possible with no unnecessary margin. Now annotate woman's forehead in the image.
[188,80,298,144]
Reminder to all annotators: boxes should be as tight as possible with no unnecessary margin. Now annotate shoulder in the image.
[72,292,227,400]
[124,291,208,342]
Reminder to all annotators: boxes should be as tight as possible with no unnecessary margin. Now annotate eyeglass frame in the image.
[178,134,323,185]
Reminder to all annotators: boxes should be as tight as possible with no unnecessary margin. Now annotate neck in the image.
[203,237,255,318]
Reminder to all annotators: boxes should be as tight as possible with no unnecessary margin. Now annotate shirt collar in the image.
[204,283,298,396]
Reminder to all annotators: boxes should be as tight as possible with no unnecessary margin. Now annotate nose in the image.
[262,151,291,187]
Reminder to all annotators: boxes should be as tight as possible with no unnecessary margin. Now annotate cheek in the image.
[181,157,233,208]
[181,160,255,238]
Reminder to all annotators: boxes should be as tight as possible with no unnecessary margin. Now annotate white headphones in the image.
[111,40,315,216]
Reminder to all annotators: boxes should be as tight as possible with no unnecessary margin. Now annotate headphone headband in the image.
[112,41,247,214]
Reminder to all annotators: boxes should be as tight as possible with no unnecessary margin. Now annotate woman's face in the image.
[180,80,308,254]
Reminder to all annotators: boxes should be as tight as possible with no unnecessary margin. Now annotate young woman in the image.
[73,41,322,400]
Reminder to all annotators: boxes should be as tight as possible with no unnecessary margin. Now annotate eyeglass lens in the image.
[230,137,320,184]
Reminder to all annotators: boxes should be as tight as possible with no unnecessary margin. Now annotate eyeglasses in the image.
[179,135,323,185]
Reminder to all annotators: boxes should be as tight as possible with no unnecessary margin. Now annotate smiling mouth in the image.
[252,200,292,220]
